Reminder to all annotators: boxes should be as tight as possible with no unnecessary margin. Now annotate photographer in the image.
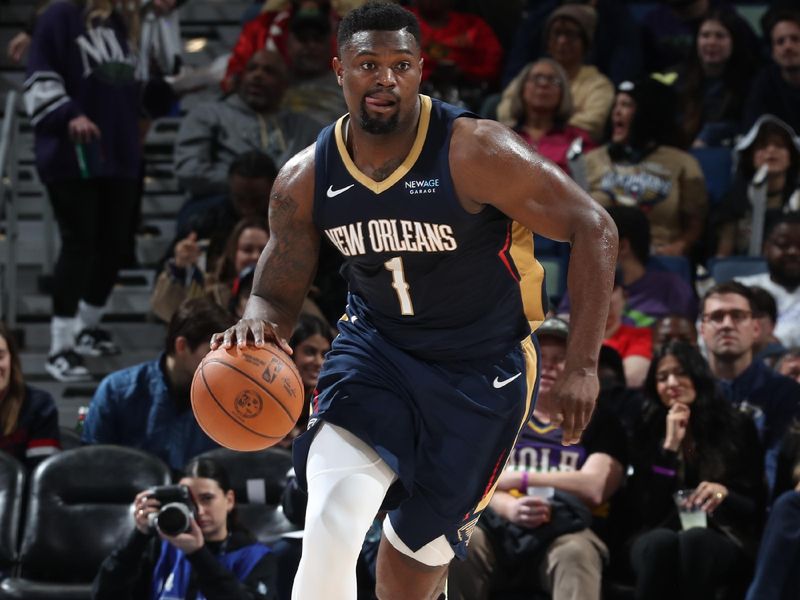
[92,457,277,600]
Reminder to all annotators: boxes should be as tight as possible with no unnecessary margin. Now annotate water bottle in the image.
[75,406,88,434]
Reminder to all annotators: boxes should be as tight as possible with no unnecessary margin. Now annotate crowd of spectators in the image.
[3,0,800,598]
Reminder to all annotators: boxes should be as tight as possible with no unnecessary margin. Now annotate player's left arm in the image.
[450,119,619,444]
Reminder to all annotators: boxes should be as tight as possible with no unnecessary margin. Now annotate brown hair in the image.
[81,0,141,49]
[212,217,269,286]
[0,323,26,437]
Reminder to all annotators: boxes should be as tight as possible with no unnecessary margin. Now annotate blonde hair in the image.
[84,0,141,49]
[496,59,573,128]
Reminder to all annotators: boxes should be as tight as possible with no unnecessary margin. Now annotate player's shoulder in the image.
[450,118,535,167]
[273,142,317,198]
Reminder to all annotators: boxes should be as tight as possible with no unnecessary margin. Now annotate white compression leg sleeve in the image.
[292,423,397,600]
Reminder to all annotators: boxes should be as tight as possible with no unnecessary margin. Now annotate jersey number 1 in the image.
[384,257,415,316]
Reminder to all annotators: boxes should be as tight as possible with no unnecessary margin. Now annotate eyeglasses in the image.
[549,28,582,42]
[701,309,752,325]
[527,74,562,88]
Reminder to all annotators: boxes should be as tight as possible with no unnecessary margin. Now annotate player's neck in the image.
[345,106,421,182]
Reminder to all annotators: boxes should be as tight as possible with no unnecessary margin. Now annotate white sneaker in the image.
[74,327,121,357]
[45,350,92,382]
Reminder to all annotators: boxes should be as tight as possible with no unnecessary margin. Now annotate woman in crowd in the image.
[497,4,614,142]
[620,342,765,600]
[585,77,707,257]
[24,0,146,382]
[151,217,269,322]
[497,58,595,174]
[676,8,760,148]
[92,456,277,599]
[0,323,60,471]
[715,115,800,256]
[277,314,333,448]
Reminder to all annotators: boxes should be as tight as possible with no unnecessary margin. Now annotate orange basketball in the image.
[191,345,304,451]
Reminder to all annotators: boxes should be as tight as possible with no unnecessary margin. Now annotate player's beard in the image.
[359,102,400,135]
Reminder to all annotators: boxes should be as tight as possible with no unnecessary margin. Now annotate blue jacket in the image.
[93,529,276,600]
[82,355,219,470]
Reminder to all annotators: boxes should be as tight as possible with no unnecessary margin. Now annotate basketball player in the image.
[211,3,618,599]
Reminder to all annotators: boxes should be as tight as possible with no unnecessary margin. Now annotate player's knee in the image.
[383,518,455,567]
[305,472,381,551]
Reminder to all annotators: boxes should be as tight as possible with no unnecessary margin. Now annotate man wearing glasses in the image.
[699,281,800,495]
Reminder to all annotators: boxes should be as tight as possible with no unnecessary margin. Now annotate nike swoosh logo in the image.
[326,184,354,198]
[493,373,522,388]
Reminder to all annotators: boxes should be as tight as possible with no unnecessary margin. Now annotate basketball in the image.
[191,345,305,451]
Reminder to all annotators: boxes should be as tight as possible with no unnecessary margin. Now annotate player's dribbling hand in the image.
[210,318,292,355]
[549,368,598,446]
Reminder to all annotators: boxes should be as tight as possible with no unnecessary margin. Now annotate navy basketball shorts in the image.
[292,311,540,560]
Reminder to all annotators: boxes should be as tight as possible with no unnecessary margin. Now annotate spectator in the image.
[776,348,800,384]
[448,318,627,600]
[82,298,235,472]
[621,341,765,600]
[558,206,698,326]
[715,116,800,257]
[173,49,319,208]
[497,58,595,174]
[676,7,760,148]
[282,5,348,125]
[744,8,800,133]
[745,487,800,600]
[736,214,800,347]
[652,315,698,353]
[497,4,614,141]
[502,0,643,87]
[640,0,758,75]
[24,0,145,382]
[602,274,653,389]
[749,285,787,367]
[0,323,60,471]
[223,0,334,93]
[409,0,503,105]
[172,151,276,268]
[277,314,334,449]
[699,281,800,491]
[92,456,277,599]
[585,77,708,257]
[151,217,269,324]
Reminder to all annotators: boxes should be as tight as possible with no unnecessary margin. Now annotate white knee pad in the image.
[383,516,455,567]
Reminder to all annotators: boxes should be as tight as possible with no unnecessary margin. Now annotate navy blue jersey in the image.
[313,95,546,361]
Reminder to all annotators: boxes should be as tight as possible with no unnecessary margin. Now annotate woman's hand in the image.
[160,516,205,554]
[7,32,30,63]
[174,232,201,268]
[663,403,691,451]
[68,115,101,144]
[690,481,729,514]
[132,490,161,535]
[210,318,292,355]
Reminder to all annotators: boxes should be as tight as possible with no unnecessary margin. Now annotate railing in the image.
[0,91,19,328]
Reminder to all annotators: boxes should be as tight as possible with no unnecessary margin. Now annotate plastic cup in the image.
[673,489,707,530]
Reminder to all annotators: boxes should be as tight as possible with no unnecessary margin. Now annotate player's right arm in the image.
[211,145,321,353]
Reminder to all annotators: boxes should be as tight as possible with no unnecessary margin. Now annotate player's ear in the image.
[333,56,344,85]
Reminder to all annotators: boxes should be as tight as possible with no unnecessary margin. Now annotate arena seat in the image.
[707,256,768,283]
[58,427,82,451]
[0,445,170,600]
[539,255,569,309]
[690,147,734,207]
[0,454,25,575]
[648,255,692,284]
[197,447,298,544]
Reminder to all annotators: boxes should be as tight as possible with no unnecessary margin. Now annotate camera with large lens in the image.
[146,485,197,536]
